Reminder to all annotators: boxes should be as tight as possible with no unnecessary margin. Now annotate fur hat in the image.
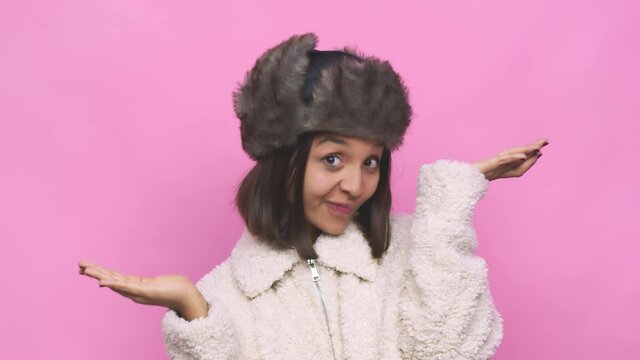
[232,33,413,160]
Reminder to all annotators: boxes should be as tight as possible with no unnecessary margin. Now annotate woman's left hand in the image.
[471,138,549,181]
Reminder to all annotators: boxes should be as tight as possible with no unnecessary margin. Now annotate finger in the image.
[497,139,548,157]
[83,265,119,282]
[528,138,549,147]
[495,153,528,167]
[521,154,542,172]
[498,145,541,157]
[535,138,550,151]
[500,154,531,173]
[82,267,110,281]
[98,267,127,281]
[88,263,128,282]
[534,138,549,145]
[91,266,116,280]
[102,277,146,295]
[504,152,542,177]
[78,260,101,269]
[79,261,118,279]
[78,260,99,274]
[108,270,127,281]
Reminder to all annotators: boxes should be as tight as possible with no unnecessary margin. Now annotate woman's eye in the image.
[323,155,342,167]
[364,157,380,169]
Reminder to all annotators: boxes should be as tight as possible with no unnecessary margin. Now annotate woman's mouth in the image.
[327,202,352,216]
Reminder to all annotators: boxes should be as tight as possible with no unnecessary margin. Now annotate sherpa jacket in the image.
[161,159,504,360]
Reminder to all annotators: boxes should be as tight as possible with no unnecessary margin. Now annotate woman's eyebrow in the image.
[318,135,347,146]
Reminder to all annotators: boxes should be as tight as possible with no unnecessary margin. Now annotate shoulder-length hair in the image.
[235,131,392,260]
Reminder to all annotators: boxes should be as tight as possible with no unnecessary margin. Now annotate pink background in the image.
[1,0,638,359]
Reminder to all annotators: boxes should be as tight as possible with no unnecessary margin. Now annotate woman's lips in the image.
[327,202,352,216]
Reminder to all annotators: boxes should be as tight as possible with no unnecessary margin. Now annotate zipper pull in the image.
[307,259,320,282]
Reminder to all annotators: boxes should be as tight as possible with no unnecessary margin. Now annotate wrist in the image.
[176,288,209,321]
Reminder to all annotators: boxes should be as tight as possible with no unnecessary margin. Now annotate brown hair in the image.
[235,131,392,260]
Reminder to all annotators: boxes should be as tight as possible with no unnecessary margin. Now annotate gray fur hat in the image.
[232,32,413,160]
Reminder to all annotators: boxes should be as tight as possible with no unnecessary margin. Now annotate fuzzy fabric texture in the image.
[232,33,413,160]
[162,160,503,360]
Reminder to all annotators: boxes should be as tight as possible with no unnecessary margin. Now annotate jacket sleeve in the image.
[398,159,504,360]
[161,277,239,360]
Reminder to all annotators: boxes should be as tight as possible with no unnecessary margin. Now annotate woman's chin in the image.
[317,222,349,236]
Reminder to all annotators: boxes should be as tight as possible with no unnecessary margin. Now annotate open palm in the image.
[472,138,549,181]
[78,260,205,317]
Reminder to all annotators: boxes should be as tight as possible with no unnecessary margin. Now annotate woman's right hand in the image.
[78,260,209,321]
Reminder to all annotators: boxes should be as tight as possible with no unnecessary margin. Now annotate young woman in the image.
[79,33,548,359]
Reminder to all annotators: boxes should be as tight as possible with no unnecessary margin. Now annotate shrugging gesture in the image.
[77,31,549,358]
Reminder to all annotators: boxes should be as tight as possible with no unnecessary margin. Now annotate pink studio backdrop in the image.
[1,1,638,359]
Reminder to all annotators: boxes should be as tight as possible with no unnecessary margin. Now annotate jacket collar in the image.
[229,221,379,299]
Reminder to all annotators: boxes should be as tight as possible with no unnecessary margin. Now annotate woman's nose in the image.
[339,167,364,198]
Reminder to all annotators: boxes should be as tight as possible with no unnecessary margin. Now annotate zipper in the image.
[307,259,338,360]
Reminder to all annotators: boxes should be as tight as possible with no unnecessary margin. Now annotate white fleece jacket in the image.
[161,159,504,359]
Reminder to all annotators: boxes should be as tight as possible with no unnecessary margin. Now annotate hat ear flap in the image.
[233,33,318,160]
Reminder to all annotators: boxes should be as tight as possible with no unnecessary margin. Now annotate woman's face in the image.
[303,133,384,236]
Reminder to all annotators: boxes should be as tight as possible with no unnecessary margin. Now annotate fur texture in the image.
[232,33,413,160]
[162,160,503,359]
